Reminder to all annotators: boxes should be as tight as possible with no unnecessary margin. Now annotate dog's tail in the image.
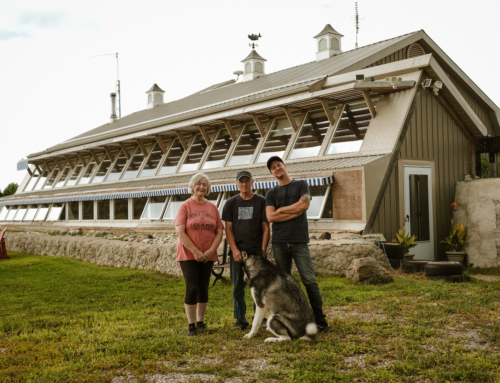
[303,323,319,342]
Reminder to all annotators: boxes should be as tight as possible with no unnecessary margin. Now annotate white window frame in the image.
[34,204,50,221]
[23,205,39,222]
[254,117,294,165]
[0,206,10,221]
[139,140,172,178]
[96,200,111,221]
[307,185,331,220]
[156,137,188,176]
[13,206,28,221]
[105,148,130,182]
[120,146,149,181]
[140,196,170,220]
[78,158,99,185]
[177,133,208,173]
[46,203,66,221]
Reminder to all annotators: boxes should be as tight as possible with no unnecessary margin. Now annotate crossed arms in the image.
[266,194,310,223]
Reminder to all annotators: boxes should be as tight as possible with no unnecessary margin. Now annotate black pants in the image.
[179,260,214,305]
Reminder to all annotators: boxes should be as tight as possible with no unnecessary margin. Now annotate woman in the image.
[174,173,224,336]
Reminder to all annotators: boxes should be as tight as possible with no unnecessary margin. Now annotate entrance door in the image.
[404,166,434,260]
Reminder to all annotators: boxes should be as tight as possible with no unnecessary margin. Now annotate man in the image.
[265,156,331,332]
[222,170,270,330]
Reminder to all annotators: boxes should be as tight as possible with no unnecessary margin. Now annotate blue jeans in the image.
[272,242,326,323]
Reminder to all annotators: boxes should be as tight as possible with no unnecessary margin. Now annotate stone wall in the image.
[5,232,389,277]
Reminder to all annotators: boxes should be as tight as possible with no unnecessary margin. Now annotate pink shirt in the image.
[174,198,224,262]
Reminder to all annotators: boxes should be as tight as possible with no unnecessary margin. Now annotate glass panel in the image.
[321,188,333,219]
[163,194,190,219]
[91,154,112,183]
[43,168,60,189]
[47,203,64,221]
[132,197,148,219]
[203,129,233,170]
[14,207,27,221]
[179,134,209,173]
[114,199,129,220]
[34,205,49,221]
[97,200,110,220]
[68,202,79,220]
[141,196,167,219]
[25,169,40,191]
[78,160,98,185]
[24,206,38,221]
[55,164,71,188]
[66,161,84,186]
[0,207,9,221]
[82,201,94,220]
[139,142,164,178]
[257,118,294,164]
[158,139,184,175]
[289,110,332,159]
[227,124,262,167]
[327,99,377,155]
[218,191,240,214]
[123,146,148,180]
[308,186,329,218]
[205,192,219,205]
[409,174,430,241]
[33,167,49,190]
[107,149,129,181]
[6,207,18,220]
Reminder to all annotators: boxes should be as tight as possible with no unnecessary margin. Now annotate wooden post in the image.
[176,131,189,151]
[361,90,376,119]
[155,136,167,154]
[64,155,74,169]
[104,147,115,162]
[198,126,211,146]
[77,153,87,167]
[490,152,498,178]
[89,149,100,165]
[251,115,266,136]
[42,159,52,173]
[54,159,64,172]
[281,107,299,131]
[27,167,33,176]
[34,163,43,174]
[136,140,148,157]
[223,121,237,142]
[119,143,131,160]
[319,99,336,126]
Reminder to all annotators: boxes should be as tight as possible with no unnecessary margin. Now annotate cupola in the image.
[313,24,343,61]
[241,50,267,82]
[145,83,165,109]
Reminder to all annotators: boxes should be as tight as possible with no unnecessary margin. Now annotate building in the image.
[1,25,499,261]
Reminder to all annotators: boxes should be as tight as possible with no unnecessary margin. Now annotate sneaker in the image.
[316,320,332,333]
[231,321,249,330]
[196,322,212,333]
[187,324,197,336]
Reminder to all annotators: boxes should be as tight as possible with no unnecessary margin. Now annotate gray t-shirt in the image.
[222,194,267,254]
[265,180,311,243]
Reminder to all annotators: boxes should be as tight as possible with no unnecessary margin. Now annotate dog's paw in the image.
[243,332,254,340]
[264,337,280,342]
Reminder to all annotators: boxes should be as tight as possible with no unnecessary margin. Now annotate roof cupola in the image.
[314,24,343,61]
[146,83,165,109]
[241,50,267,82]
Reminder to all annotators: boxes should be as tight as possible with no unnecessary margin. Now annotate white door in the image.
[404,166,434,260]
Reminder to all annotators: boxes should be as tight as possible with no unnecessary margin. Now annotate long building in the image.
[1,25,499,261]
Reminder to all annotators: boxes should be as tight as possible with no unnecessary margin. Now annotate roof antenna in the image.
[93,52,121,118]
[354,2,360,49]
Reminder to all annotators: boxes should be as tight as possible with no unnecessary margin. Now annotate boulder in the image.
[346,257,393,284]
[319,232,331,240]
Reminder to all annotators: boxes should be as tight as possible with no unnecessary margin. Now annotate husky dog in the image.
[241,251,319,342]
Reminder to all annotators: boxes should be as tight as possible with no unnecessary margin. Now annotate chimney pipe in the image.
[110,92,117,122]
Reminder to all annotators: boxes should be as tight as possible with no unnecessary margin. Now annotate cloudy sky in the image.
[1,0,499,191]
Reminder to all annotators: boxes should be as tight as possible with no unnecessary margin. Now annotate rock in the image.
[59,229,69,235]
[346,257,393,284]
[319,232,331,240]
[310,235,318,240]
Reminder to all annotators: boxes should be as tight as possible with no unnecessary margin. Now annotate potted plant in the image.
[392,226,417,261]
[441,219,467,264]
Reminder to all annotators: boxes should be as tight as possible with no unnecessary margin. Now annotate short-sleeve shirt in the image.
[265,180,311,244]
[222,193,267,254]
[174,198,224,262]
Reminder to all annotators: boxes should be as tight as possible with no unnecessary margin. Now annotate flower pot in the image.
[446,251,466,265]
[404,254,415,262]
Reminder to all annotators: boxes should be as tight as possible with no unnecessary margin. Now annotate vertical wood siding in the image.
[372,90,470,259]
[364,48,408,68]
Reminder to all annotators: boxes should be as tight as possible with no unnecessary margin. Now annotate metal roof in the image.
[241,50,267,62]
[146,83,165,93]
[313,24,344,38]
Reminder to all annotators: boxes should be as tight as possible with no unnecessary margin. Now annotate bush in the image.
[2,183,18,197]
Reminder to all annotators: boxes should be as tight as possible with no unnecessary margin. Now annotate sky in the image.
[1,0,499,191]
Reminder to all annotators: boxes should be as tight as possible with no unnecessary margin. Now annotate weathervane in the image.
[248,33,262,49]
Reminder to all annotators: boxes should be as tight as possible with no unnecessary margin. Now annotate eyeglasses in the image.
[237,179,252,184]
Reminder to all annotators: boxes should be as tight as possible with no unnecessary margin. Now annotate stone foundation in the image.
[5,232,389,277]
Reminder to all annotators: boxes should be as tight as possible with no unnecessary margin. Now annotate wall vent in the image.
[319,38,327,52]
[331,38,339,51]
[255,62,263,73]
[407,43,425,58]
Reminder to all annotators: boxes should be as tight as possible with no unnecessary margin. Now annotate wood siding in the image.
[364,48,408,68]
[372,89,471,259]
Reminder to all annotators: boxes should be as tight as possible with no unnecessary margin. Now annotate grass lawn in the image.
[1,253,500,383]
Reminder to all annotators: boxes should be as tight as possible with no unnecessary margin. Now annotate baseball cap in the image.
[266,156,284,171]
[236,169,253,181]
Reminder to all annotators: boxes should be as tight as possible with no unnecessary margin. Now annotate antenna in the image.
[350,3,364,49]
[93,52,121,118]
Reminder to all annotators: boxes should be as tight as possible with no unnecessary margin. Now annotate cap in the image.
[236,169,253,181]
[266,156,284,171]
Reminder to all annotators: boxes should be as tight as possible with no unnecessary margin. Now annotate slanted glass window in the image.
[55,163,72,188]
[142,196,168,219]
[34,167,49,190]
[308,185,331,219]
[78,159,98,185]
[68,202,79,220]
[132,198,148,219]
[289,109,333,159]
[327,99,377,155]
[163,194,190,219]
[24,205,38,221]
[0,207,9,221]
[13,206,27,221]
[92,153,112,183]
[179,134,209,173]
[218,191,240,214]
[257,118,294,164]
[34,205,49,221]
[321,188,333,219]
[123,145,149,180]
[43,167,60,189]
[5,207,18,220]
[107,149,129,181]
[82,201,94,220]
[25,168,40,191]
[114,199,128,220]
[67,159,85,186]
[97,200,110,220]
[47,203,65,221]
[203,129,234,170]
[227,124,262,167]
[158,139,185,175]
[139,142,165,178]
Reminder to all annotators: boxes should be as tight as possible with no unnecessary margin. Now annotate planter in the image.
[388,258,402,269]
[404,254,415,262]
[446,251,467,265]
[378,242,405,259]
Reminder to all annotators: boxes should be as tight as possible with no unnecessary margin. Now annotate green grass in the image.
[1,253,500,382]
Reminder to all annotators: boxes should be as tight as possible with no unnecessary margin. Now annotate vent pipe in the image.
[110,92,117,122]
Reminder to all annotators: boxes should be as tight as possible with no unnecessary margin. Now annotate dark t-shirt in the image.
[222,194,268,254]
[265,180,311,244]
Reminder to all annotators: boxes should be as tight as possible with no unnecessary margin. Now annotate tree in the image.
[2,183,18,197]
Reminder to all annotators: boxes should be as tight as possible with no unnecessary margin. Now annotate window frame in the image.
[307,185,331,220]
[254,117,296,165]
[0,206,9,221]
[177,133,210,173]
[120,145,150,181]
[156,137,188,176]
[200,127,235,171]
[90,152,112,184]
[65,157,86,186]
[23,205,39,221]
[140,196,170,220]
[105,148,131,182]
[78,157,99,185]
[140,139,172,178]
[46,203,66,221]
[13,206,28,221]
[34,204,50,221]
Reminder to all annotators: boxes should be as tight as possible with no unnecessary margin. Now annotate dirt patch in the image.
[469,274,500,282]
[325,306,387,321]
[446,327,491,349]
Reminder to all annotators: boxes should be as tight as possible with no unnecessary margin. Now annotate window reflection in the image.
[47,203,65,221]
[114,199,128,220]
[290,109,332,159]
[25,168,40,191]
[43,168,60,189]
[79,159,98,185]
[92,153,112,183]
[179,134,208,173]
[228,124,261,167]
[256,118,293,164]
[142,196,168,219]
[132,197,148,219]
[139,142,165,178]
[163,194,190,219]
[34,205,49,221]
[123,145,149,180]
[308,185,330,218]
[67,159,86,186]
[158,139,184,175]
[33,167,49,190]
[203,129,233,170]
[13,206,27,221]
[55,163,72,188]
[107,149,129,181]
[24,205,38,221]
[82,201,94,220]
[68,202,79,220]
[0,206,9,221]
[97,200,110,220]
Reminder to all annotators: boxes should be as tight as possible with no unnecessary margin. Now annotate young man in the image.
[222,170,270,330]
[265,156,331,332]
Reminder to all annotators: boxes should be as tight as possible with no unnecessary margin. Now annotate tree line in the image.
[0,183,18,198]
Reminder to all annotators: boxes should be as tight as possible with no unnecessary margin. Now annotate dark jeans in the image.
[272,242,326,323]
[179,260,214,305]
